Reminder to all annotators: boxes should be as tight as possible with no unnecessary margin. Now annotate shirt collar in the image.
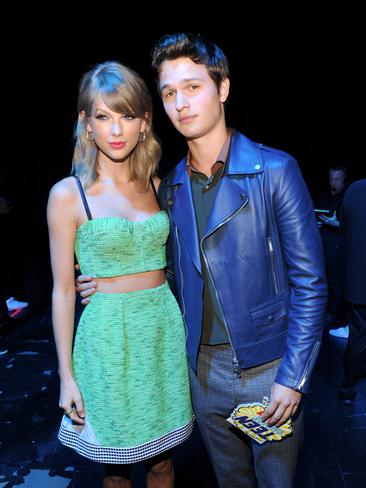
[187,129,232,177]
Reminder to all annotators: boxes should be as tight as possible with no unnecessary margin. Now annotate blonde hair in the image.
[72,61,161,190]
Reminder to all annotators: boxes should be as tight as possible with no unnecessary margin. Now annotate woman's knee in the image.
[103,475,131,487]
[148,459,173,477]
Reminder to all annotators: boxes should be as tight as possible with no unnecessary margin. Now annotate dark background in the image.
[2,14,364,311]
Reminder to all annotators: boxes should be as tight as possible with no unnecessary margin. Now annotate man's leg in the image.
[189,346,303,488]
[242,361,304,488]
[189,344,255,488]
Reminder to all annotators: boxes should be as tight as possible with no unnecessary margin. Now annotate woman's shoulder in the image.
[49,176,79,204]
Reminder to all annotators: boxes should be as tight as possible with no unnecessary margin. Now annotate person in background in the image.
[315,165,348,336]
[338,179,366,405]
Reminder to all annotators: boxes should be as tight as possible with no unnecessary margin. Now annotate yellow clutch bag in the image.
[227,401,293,445]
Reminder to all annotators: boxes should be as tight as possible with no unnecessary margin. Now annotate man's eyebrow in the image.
[160,78,204,92]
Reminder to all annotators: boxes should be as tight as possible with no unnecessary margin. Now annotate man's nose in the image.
[175,92,189,112]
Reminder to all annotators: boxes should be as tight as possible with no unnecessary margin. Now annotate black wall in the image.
[3,18,363,310]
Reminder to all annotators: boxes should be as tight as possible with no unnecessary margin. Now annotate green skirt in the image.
[58,281,193,463]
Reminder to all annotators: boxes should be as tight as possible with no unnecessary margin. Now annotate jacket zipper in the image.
[200,196,249,360]
[175,225,187,334]
[267,237,279,294]
[296,339,321,390]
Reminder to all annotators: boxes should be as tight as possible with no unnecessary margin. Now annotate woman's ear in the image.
[219,78,230,103]
[141,111,150,132]
[79,110,91,131]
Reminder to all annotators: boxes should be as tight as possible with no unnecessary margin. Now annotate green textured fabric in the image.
[71,213,193,449]
[75,211,169,278]
[73,283,192,447]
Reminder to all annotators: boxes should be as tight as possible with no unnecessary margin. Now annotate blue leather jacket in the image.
[158,130,327,392]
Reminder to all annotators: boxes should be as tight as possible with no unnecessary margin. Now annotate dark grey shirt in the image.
[188,133,232,345]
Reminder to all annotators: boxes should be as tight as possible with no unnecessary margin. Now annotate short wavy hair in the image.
[151,32,230,92]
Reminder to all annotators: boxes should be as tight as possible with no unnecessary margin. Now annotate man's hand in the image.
[261,383,302,427]
[319,210,340,227]
[75,264,97,305]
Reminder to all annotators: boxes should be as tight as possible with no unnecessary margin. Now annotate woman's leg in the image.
[145,451,174,488]
[103,464,132,488]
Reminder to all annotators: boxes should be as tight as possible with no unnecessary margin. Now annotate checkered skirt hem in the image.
[58,415,194,464]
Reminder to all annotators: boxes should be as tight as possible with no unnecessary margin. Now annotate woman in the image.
[47,61,193,487]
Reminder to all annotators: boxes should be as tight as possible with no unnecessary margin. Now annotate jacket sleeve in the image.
[273,157,327,392]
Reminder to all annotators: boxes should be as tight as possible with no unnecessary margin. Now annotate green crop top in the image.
[73,176,169,278]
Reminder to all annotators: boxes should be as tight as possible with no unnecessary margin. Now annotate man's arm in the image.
[262,157,327,425]
[75,265,97,305]
[274,157,327,389]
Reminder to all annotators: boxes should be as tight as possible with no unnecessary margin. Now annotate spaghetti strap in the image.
[73,175,93,220]
[150,177,161,209]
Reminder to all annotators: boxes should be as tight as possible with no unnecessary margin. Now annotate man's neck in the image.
[187,123,229,176]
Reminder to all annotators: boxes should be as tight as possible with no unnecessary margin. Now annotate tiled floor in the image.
[0,310,365,487]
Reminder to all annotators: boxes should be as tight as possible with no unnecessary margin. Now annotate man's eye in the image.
[190,84,199,90]
[165,91,174,98]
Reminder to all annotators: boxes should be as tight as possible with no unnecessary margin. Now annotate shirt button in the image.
[204,185,210,190]
[255,164,261,170]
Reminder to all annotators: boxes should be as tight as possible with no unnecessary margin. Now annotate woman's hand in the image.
[59,377,86,425]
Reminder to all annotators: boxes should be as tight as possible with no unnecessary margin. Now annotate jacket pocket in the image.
[250,296,287,328]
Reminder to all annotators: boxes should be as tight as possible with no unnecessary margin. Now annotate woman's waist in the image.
[92,269,166,294]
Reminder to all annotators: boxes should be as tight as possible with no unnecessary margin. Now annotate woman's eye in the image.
[95,114,108,120]
[123,115,135,120]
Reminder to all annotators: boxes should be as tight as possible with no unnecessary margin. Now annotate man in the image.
[315,166,347,335]
[338,179,366,404]
[78,33,327,487]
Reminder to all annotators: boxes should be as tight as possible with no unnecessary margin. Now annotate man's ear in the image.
[219,78,230,103]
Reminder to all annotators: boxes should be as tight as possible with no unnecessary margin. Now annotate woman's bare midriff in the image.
[94,269,165,294]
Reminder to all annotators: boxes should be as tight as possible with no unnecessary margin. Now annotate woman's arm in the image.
[47,178,85,423]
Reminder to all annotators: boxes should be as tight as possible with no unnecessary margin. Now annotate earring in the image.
[139,131,146,142]
[86,131,94,141]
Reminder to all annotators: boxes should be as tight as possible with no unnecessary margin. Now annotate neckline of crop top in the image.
[76,209,167,233]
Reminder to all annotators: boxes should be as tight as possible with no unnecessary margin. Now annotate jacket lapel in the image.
[167,159,202,274]
[164,131,264,271]
[203,130,263,240]
[203,176,248,240]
